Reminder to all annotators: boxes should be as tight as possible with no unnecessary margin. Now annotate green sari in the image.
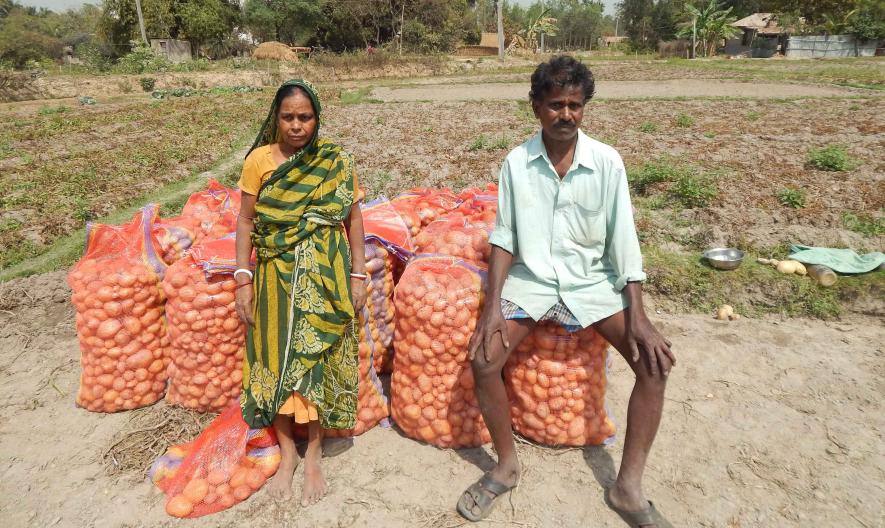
[240,79,359,430]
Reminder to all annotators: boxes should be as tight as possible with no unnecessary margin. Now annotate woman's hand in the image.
[235,284,255,326]
[350,277,367,312]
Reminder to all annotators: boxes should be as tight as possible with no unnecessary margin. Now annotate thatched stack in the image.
[253,41,299,62]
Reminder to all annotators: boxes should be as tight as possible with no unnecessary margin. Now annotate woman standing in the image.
[234,79,367,505]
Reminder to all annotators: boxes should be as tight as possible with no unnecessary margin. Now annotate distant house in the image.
[727,13,788,57]
[457,32,500,57]
[599,36,628,48]
[150,39,193,63]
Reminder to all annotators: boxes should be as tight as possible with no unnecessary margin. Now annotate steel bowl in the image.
[703,248,745,270]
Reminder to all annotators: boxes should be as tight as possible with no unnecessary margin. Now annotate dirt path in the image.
[371,79,865,102]
[0,273,882,527]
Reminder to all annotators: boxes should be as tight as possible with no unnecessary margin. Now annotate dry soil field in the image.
[0,58,883,528]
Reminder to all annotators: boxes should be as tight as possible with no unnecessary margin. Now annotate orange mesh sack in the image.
[68,205,171,412]
[361,197,416,258]
[154,180,240,264]
[162,237,245,412]
[363,240,396,373]
[391,255,490,448]
[504,322,616,446]
[151,405,280,518]
[414,212,493,265]
[457,183,498,202]
[391,188,461,227]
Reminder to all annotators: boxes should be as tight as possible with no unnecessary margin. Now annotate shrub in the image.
[139,77,156,92]
[115,43,171,74]
[808,145,853,172]
[777,188,806,209]
[639,121,657,133]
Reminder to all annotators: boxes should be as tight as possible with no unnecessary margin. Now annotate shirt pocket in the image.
[564,175,606,245]
[566,202,606,247]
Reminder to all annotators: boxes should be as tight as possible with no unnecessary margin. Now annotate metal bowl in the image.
[703,248,745,270]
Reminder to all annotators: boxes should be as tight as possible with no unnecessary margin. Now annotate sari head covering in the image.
[240,79,359,430]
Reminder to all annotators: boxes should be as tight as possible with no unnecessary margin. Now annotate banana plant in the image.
[676,0,739,57]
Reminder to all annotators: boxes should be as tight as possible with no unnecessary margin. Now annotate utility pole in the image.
[398,4,404,56]
[496,0,504,60]
[691,15,697,59]
[134,0,148,45]
[614,17,619,37]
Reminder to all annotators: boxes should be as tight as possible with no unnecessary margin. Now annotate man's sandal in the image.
[456,473,516,522]
[604,488,673,528]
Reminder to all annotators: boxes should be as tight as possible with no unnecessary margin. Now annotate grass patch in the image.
[808,144,854,172]
[842,211,885,237]
[643,246,882,318]
[777,188,806,209]
[628,158,718,208]
[674,113,693,128]
[338,87,379,105]
[639,121,657,133]
[37,105,68,115]
[746,110,761,121]
[468,134,509,152]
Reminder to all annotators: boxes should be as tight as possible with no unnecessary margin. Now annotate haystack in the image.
[253,41,300,62]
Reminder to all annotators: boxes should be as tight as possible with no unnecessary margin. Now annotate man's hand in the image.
[467,306,510,363]
[235,285,255,327]
[350,278,367,312]
[626,312,674,377]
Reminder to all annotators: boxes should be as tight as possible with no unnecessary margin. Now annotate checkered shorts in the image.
[500,298,583,332]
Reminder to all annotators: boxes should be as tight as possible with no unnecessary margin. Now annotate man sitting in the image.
[457,55,675,528]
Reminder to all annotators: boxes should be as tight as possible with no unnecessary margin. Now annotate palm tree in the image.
[676,0,739,57]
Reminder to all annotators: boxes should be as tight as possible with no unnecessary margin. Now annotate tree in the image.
[618,0,654,48]
[244,0,322,45]
[651,0,681,41]
[850,0,885,41]
[677,0,739,56]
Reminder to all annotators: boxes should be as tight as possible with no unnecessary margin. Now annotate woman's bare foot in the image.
[266,451,299,499]
[300,457,327,506]
[268,414,300,500]
[301,419,327,506]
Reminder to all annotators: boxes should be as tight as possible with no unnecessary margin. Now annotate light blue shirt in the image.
[488,130,647,327]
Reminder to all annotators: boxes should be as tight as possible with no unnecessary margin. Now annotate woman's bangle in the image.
[236,282,252,290]
[234,269,253,281]
[350,272,368,280]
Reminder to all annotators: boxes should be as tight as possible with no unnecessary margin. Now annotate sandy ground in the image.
[0,273,883,528]
[371,79,861,102]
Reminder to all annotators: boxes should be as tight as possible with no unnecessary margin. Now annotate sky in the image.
[18,0,620,15]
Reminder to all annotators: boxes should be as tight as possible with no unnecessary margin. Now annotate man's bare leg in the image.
[470,318,536,487]
[594,310,670,526]
[267,414,300,499]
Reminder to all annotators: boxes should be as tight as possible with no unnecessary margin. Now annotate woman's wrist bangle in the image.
[350,272,368,280]
[236,282,252,290]
[234,268,253,281]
